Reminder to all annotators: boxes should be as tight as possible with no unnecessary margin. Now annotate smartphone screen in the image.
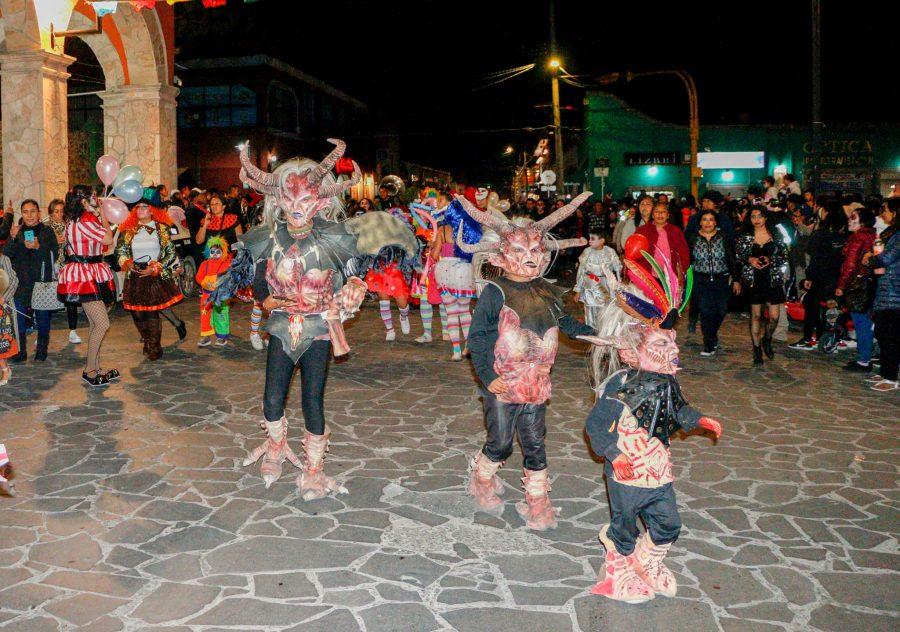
[23,229,34,242]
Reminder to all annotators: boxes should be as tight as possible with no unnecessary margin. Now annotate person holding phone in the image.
[2,199,59,363]
[735,205,788,366]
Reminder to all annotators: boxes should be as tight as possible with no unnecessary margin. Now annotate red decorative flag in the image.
[201,0,228,7]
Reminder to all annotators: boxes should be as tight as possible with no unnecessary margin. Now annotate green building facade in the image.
[578,92,900,200]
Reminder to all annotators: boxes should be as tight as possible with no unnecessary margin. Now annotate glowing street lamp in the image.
[549,58,561,69]
[504,145,514,155]
[647,166,659,177]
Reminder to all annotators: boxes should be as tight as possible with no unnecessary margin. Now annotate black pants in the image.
[605,461,681,555]
[481,390,547,471]
[803,283,833,339]
[263,338,330,434]
[66,302,79,330]
[696,273,730,351]
[874,309,900,381]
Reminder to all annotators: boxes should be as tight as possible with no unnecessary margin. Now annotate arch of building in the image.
[0,0,177,207]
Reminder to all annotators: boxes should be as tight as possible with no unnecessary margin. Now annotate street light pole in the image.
[596,69,700,200]
[811,0,822,194]
[549,0,564,190]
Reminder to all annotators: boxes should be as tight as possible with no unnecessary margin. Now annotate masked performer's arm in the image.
[468,282,503,389]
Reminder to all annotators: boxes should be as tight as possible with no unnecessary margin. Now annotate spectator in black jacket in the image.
[689,209,739,356]
[789,201,847,350]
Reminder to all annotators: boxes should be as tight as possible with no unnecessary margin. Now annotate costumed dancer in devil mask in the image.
[210,139,419,499]
[431,194,484,360]
[581,235,722,603]
[462,192,596,530]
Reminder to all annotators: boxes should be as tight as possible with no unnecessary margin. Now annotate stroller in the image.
[817,299,852,354]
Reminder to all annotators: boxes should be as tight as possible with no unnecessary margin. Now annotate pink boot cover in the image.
[515,468,560,531]
[633,531,678,597]
[296,430,348,501]
[591,524,655,604]
[467,451,505,515]
[242,417,301,488]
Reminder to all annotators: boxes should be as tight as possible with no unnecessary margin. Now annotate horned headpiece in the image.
[238,138,361,227]
[454,191,591,279]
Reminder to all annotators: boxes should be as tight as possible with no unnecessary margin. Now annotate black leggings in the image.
[263,338,330,434]
[481,390,547,471]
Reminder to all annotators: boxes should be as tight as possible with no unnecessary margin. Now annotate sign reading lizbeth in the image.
[803,139,874,169]
[624,152,681,166]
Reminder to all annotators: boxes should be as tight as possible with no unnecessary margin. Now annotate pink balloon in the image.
[96,155,120,187]
[100,197,129,224]
[167,205,185,224]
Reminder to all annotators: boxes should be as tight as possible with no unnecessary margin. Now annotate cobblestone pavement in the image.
[0,301,897,632]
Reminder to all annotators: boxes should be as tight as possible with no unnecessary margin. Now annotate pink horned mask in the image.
[238,138,361,228]
[455,191,592,280]
[619,326,680,375]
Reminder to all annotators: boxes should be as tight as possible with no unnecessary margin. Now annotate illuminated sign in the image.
[697,152,765,169]
[624,152,681,166]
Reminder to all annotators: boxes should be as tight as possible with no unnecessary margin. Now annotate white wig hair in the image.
[263,157,346,231]
[588,282,649,392]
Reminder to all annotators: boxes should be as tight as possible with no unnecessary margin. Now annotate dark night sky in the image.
[176,0,899,182]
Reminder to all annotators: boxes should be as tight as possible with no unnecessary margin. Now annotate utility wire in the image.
[467,64,535,93]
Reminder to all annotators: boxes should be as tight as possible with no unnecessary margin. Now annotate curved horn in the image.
[238,142,278,194]
[456,222,498,254]
[309,138,346,185]
[453,194,508,232]
[544,237,587,251]
[411,205,439,238]
[533,191,592,232]
[317,160,361,199]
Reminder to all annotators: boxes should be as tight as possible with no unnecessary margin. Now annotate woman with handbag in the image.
[115,188,184,361]
[1,199,59,363]
[57,186,117,387]
[835,207,878,372]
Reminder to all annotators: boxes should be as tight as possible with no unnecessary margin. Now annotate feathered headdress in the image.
[619,249,693,330]
[435,199,484,261]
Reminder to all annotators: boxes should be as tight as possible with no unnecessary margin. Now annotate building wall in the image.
[580,92,900,198]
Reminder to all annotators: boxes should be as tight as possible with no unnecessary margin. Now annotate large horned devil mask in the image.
[238,138,361,227]
[456,191,592,280]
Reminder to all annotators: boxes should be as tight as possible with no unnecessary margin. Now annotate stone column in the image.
[0,50,74,207]
[101,84,179,189]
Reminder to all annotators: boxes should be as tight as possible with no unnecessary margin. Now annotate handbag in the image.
[31,259,63,311]
[844,273,874,313]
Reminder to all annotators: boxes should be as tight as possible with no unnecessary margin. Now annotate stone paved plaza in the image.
[0,301,897,631]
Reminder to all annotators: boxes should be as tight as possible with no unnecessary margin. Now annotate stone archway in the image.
[0,0,176,206]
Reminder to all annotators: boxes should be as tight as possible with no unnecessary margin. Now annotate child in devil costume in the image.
[461,192,595,530]
[581,239,722,603]
[210,139,419,500]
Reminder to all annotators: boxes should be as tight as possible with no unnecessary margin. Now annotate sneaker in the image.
[450,352,462,361]
[865,373,884,383]
[843,361,871,372]
[788,338,815,350]
[400,318,410,335]
[842,339,857,349]
[415,334,432,343]
[81,371,110,388]
[385,330,396,342]
[103,368,121,382]
[250,333,264,351]
[700,349,716,357]
[215,337,228,347]
[68,330,82,344]
[197,337,212,347]
[870,379,898,392]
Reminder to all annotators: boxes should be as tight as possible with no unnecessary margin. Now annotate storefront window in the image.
[178,84,258,128]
